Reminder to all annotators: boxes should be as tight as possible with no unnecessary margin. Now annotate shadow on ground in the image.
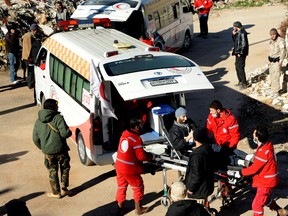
[82,191,163,216]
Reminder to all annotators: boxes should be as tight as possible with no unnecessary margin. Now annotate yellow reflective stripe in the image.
[116,158,134,165]
[255,156,267,163]
[127,136,136,142]
[43,38,90,80]
[264,173,278,178]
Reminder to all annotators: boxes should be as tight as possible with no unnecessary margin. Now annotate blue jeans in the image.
[8,53,17,82]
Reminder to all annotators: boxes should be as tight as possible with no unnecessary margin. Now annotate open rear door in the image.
[98,52,214,101]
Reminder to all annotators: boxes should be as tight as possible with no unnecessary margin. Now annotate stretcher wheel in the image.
[208,208,219,216]
[222,195,233,207]
[161,196,171,208]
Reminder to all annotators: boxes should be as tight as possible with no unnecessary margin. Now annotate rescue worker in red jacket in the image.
[193,0,213,39]
[115,117,154,215]
[206,100,251,169]
[236,126,288,216]
[206,100,240,149]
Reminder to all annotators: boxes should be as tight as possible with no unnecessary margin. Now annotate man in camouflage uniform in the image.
[33,99,72,198]
[268,28,286,97]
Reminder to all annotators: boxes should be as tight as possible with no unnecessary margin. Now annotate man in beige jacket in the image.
[22,23,38,88]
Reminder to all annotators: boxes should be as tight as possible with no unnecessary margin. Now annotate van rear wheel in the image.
[77,132,94,166]
[183,31,191,50]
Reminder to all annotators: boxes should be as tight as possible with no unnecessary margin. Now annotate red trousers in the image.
[252,187,273,216]
[116,173,144,203]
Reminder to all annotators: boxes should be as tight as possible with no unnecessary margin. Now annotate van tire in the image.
[41,95,46,108]
[182,31,191,50]
[77,132,94,166]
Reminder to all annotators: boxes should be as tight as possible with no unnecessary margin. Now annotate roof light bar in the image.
[93,18,111,28]
[145,47,160,52]
[57,20,79,31]
[104,50,119,58]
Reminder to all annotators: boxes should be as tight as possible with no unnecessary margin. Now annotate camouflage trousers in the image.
[44,152,71,195]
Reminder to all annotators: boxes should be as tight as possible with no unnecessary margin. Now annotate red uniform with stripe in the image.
[206,109,240,148]
[115,129,153,202]
[241,141,278,216]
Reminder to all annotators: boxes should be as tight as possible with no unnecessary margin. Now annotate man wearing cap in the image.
[165,181,210,216]
[232,21,250,89]
[268,28,287,97]
[185,128,214,200]
[169,107,197,153]
[22,23,39,88]
[5,23,20,84]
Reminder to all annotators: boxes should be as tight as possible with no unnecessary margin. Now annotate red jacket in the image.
[206,109,240,148]
[115,129,153,175]
[194,0,213,15]
[241,141,278,188]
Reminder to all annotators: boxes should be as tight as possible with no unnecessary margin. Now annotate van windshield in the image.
[82,0,138,8]
[103,55,195,76]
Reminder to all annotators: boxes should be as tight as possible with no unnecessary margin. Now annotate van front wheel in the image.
[77,132,94,166]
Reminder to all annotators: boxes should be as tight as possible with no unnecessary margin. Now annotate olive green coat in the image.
[33,109,71,155]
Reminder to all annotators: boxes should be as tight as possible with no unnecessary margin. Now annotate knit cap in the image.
[233,21,242,28]
[170,181,186,202]
[30,23,39,31]
[175,107,186,118]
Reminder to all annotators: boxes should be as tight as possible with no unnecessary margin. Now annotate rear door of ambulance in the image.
[98,51,214,101]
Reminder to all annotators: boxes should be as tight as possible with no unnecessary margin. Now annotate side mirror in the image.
[183,6,191,13]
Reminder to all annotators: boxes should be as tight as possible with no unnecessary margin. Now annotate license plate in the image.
[149,78,178,86]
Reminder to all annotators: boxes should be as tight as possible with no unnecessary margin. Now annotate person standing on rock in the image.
[232,21,250,89]
[268,28,287,97]
[33,99,72,199]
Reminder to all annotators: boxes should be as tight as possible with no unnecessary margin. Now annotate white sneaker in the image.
[12,80,19,84]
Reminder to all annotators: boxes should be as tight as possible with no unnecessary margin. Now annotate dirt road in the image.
[1,4,288,216]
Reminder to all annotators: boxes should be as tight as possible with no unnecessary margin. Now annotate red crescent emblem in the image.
[99,82,110,102]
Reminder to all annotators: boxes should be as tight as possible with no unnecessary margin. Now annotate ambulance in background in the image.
[34,25,213,166]
[71,0,194,52]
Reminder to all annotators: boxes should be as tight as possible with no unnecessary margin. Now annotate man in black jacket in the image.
[232,21,250,89]
[185,128,214,199]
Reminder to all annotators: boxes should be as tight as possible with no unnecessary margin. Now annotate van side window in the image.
[172,3,180,20]
[153,11,161,30]
[35,48,47,70]
[49,54,90,110]
[159,7,169,28]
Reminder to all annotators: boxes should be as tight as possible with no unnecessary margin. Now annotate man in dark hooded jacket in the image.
[33,99,72,198]
[185,128,214,199]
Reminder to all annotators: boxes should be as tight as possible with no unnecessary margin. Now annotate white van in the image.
[34,26,213,166]
[71,0,194,52]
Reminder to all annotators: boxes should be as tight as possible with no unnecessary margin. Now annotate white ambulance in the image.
[71,0,194,52]
[34,25,213,166]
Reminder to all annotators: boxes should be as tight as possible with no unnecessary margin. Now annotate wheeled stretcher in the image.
[142,105,251,214]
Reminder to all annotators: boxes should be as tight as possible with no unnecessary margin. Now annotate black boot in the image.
[135,201,150,215]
